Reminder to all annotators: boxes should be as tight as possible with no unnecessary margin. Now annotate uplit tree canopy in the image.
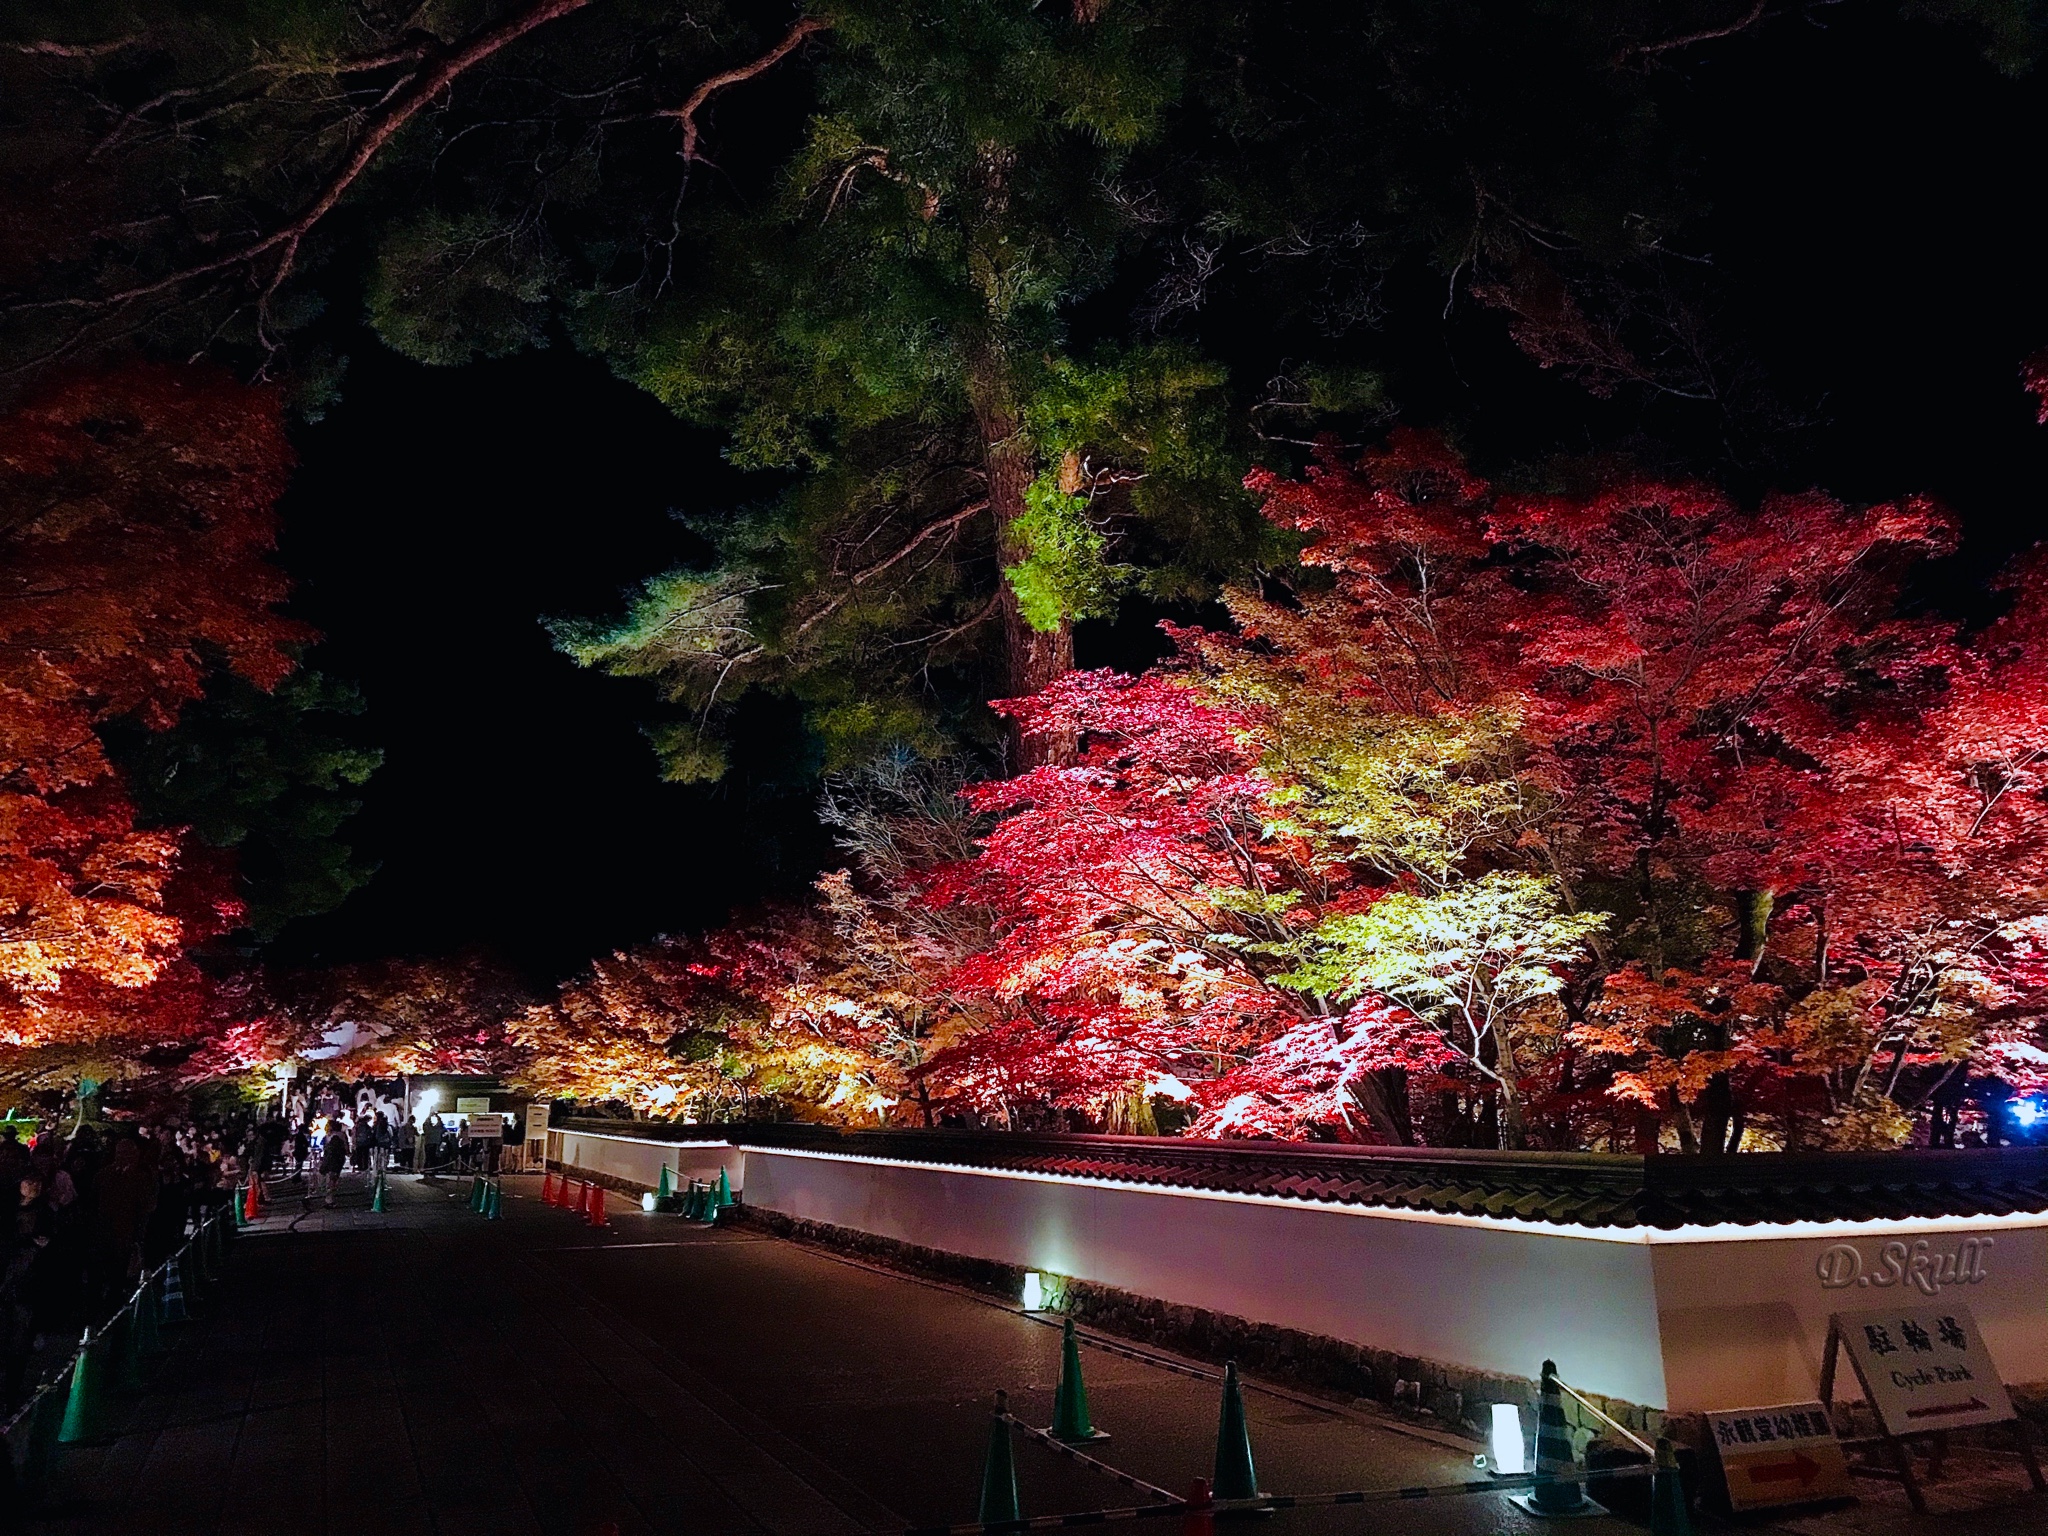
[549,430,2048,1152]
[0,364,306,1064]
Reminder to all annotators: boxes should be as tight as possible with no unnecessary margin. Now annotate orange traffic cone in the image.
[243,1177,261,1222]
[541,1169,558,1205]
[562,1178,580,1211]
[1182,1478,1214,1536]
[585,1180,608,1228]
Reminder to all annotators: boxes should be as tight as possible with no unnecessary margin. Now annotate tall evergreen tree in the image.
[109,666,383,941]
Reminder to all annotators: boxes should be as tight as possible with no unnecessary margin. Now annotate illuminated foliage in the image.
[0,364,306,1063]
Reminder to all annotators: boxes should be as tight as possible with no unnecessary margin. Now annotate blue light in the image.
[2014,1099,2043,1127]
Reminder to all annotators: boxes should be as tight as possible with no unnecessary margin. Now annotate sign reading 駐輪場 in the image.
[1704,1403,1851,1511]
[1830,1302,2013,1434]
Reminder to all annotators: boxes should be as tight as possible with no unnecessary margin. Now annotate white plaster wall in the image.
[551,1130,2048,1414]
[740,1145,1669,1407]
[1650,1222,2048,1411]
[552,1131,743,1194]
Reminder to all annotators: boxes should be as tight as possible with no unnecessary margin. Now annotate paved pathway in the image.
[19,1173,2048,1536]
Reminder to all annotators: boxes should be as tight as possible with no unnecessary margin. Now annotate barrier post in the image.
[114,1297,146,1392]
[1048,1316,1107,1443]
[57,1331,105,1444]
[1517,1360,1598,1517]
[978,1391,1021,1526]
[1649,1436,1692,1536]
[1212,1361,1260,1502]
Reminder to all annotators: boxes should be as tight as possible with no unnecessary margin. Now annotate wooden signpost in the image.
[1819,1301,2045,1513]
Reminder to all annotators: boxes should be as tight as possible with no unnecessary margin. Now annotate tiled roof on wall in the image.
[553,1119,2048,1230]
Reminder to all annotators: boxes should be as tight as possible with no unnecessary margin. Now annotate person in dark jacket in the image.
[315,1121,349,1207]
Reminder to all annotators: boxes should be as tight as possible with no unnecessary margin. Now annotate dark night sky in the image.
[267,5,2048,983]
[269,343,831,979]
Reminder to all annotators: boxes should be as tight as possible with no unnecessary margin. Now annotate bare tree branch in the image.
[11,38,140,59]
[658,16,829,165]
[19,0,595,319]
[1617,1,1770,64]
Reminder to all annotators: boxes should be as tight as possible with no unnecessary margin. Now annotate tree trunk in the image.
[1491,1025,1526,1151]
[972,378,1073,766]
[1698,1070,1734,1155]
[1344,1068,1411,1145]
[1733,888,1773,975]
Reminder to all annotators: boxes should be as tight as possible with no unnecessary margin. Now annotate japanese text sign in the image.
[1704,1402,1851,1511]
[1833,1301,2013,1434]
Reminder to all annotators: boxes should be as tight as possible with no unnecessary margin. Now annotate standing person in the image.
[392,1115,416,1175]
[422,1113,446,1180]
[316,1120,348,1208]
[351,1113,372,1174]
[367,1113,393,1182]
[291,1119,311,1178]
[92,1139,153,1306]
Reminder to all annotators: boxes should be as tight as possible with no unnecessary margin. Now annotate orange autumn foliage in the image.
[0,363,307,1054]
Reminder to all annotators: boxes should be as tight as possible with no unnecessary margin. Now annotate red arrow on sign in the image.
[1744,1452,1822,1488]
[1905,1397,1990,1421]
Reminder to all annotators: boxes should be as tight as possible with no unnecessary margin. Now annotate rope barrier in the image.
[900,1458,1658,1536]
[1554,1375,1655,1457]
[0,1208,222,1440]
[1003,1415,1178,1503]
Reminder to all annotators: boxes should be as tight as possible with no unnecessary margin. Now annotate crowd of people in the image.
[0,1116,245,1408]
[0,1102,511,1411]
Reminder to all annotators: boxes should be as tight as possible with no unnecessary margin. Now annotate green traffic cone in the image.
[19,1377,65,1499]
[232,1183,248,1228]
[114,1301,146,1392]
[186,1234,210,1299]
[485,1180,502,1220]
[1649,1436,1692,1536]
[715,1166,735,1208]
[977,1390,1022,1527]
[1521,1359,1596,1517]
[134,1273,166,1355]
[57,1330,106,1444]
[1212,1361,1259,1502]
[1048,1317,1107,1442]
[160,1254,189,1323]
[467,1175,481,1212]
[371,1173,386,1213]
[658,1164,673,1201]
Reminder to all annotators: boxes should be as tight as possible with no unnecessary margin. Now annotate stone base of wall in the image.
[731,1204,1663,1447]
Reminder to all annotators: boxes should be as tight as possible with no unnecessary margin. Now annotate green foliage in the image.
[1283,873,1608,1067]
[1006,476,1126,631]
[367,212,561,367]
[110,667,381,940]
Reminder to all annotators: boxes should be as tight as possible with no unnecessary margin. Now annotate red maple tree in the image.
[0,363,306,1070]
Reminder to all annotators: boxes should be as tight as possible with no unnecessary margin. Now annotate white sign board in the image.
[1832,1302,2013,1434]
[525,1103,549,1143]
[1704,1402,1851,1511]
[454,1096,493,1119]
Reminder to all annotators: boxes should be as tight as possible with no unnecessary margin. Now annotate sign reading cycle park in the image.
[1832,1302,2014,1434]
[1704,1403,1851,1512]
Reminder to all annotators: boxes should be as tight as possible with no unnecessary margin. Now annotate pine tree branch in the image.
[658,16,830,165]
[16,0,595,319]
[1616,1,1770,64]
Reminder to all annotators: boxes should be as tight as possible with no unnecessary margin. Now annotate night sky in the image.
[266,4,2048,984]
[270,343,833,979]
